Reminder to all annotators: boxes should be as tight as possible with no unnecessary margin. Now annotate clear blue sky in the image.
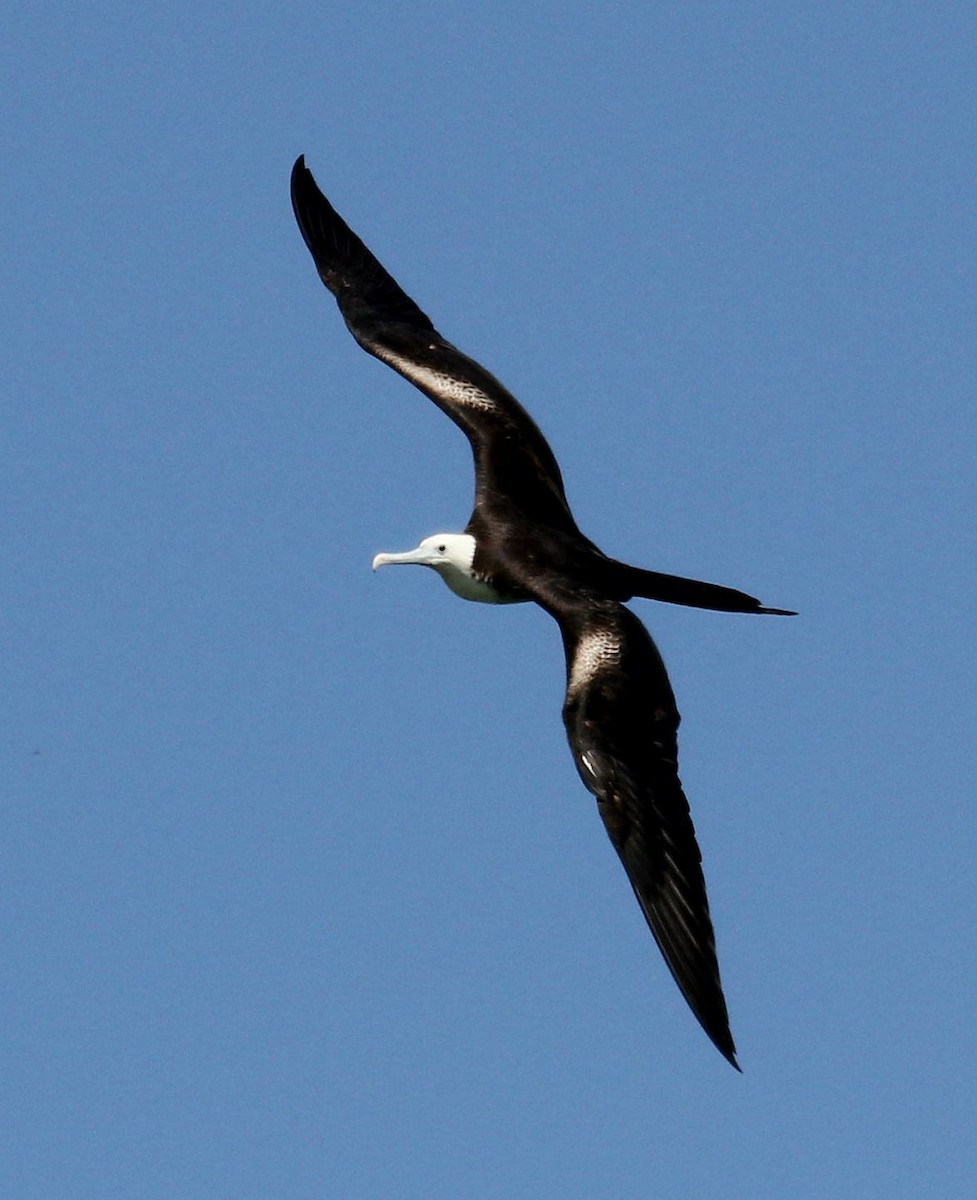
[4,4,976,1197]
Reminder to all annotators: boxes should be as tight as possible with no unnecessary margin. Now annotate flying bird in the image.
[290,155,793,1069]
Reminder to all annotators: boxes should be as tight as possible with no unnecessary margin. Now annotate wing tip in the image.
[693,996,741,1071]
[290,153,315,208]
[290,153,307,189]
[716,1035,742,1072]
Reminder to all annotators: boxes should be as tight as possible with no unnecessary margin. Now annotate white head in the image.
[372,533,507,604]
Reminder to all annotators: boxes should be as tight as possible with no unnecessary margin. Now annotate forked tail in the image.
[619,564,795,615]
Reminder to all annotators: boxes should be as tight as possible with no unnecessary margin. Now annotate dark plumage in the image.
[290,154,793,1068]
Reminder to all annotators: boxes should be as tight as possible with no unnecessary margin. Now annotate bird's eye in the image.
[437,544,446,553]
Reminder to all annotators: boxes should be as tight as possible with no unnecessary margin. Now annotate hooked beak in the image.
[372,547,433,571]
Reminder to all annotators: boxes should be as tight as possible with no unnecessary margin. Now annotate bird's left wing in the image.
[549,594,739,1067]
[290,156,579,534]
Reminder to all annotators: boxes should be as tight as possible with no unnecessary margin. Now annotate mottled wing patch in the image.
[379,348,500,413]
[567,625,621,697]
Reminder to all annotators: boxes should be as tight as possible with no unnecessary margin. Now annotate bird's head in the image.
[372,533,476,577]
[372,533,510,605]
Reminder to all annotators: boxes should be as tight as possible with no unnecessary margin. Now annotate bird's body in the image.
[290,156,792,1069]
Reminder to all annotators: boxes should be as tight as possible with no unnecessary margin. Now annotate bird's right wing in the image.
[290,156,580,534]
[554,595,739,1067]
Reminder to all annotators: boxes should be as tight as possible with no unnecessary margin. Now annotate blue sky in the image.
[4,3,976,1196]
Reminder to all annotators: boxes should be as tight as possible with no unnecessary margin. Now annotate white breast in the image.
[437,563,520,605]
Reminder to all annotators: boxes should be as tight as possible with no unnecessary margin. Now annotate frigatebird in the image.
[290,155,792,1069]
